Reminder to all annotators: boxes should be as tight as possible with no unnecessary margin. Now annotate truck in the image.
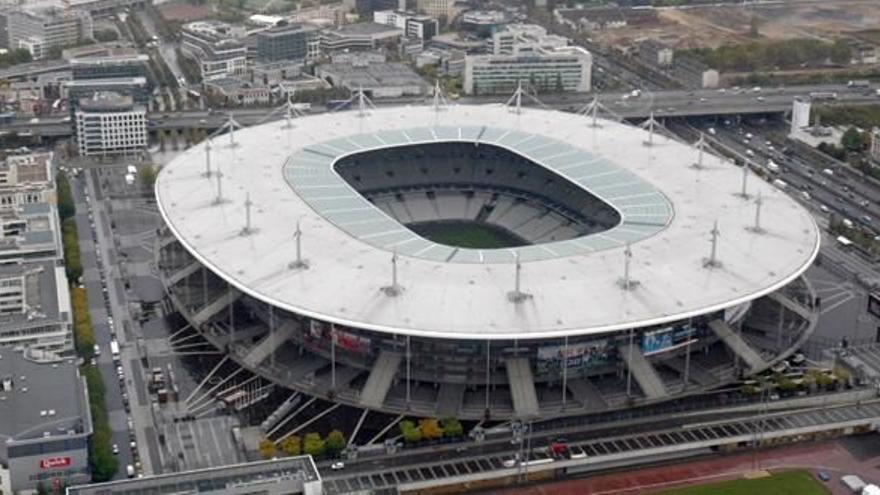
[766,160,780,173]
[848,80,871,88]
[772,179,788,190]
[841,474,867,493]
[110,340,120,362]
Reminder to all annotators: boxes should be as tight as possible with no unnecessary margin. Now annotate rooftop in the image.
[156,105,819,340]
[0,261,67,329]
[330,21,403,37]
[0,349,88,445]
[67,457,320,495]
[318,62,427,90]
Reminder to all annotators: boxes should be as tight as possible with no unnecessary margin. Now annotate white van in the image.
[126,465,135,478]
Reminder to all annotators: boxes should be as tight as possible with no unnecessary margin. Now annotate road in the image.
[6,83,878,137]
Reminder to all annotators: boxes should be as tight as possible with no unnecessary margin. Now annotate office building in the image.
[491,24,567,56]
[0,350,91,494]
[464,46,591,94]
[871,128,880,162]
[0,152,55,208]
[791,97,811,135]
[460,10,509,37]
[64,76,150,116]
[0,202,63,263]
[354,0,398,17]
[0,260,72,353]
[255,23,318,62]
[181,21,247,81]
[6,7,93,60]
[69,54,149,82]
[74,91,147,156]
[316,60,427,97]
[320,22,402,52]
[373,10,438,39]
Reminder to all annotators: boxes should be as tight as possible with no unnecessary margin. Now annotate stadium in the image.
[155,102,821,421]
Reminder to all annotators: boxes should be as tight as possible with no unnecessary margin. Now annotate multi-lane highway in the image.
[4,83,878,137]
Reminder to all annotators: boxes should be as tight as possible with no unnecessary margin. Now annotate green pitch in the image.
[409,222,526,249]
[657,470,829,495]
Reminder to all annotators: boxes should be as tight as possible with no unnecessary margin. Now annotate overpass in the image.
[4,83,877,138]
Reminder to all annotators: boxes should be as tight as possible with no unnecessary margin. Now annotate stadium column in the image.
[269,305,275,369]
[331,327,336,389]
[485,340,491,414]
[776,303,785,351]
[202,266,207,309]
[406,336,411,405]
[228,282,234,347]
[626,328,634,397]
[561,336,568,409]
[684,324,692,389]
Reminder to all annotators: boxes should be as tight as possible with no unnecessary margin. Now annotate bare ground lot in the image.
[593,0,880,50]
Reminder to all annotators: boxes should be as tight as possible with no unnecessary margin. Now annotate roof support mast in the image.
[289,221,309,270]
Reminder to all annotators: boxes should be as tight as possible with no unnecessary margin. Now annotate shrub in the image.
[441,417,463,438]
[259,439,277,459]
[419,419,443,441]
[325,430,346,456]
[303,432,325,456]
[280,435,301,456]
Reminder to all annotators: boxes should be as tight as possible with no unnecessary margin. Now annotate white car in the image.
[112,444,119,455]
[330,462,345,470]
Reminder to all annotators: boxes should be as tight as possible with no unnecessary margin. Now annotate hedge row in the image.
[62,218,82,283]
[82,365,118,481]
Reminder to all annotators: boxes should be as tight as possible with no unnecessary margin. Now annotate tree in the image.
[419,418,443,441]
[325,430,346,456]
[56,171,75,220]
[280,435,301,456]
[399,420,422,443]
[259,438,277,459]
[94,29,119,42]
[441,417,463,438]
[303,432,325,456]
[841,127,869,153]
[139,165,158,188]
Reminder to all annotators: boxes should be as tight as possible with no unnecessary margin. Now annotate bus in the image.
[836,236,854,249]
[809,92,838,100]
[110,340,120,361]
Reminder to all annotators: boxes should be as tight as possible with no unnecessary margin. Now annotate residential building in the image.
[0,350,91,494]
[0,260,73,352]
[181,21,247,81]
[373,10,438,39]
[320,22,402,52]
[316,60,427,97]
[415,0,452,20]
[67,457,322,495]
[6,7,93,60]
[255,23,319,62]
[0,152,55,207]
[74,91,147,156]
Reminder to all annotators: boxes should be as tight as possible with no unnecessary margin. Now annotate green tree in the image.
[63,218,83,282]
[94,29,119,42]
[841,127,869,152]
[259,438,277,459]
[138,165,158,188]
[440,417,463,438]
[399,420,422,443]
[56,171,75,220]
[325,430,346,456]
[303,432,325,456]
[280,435,301,456]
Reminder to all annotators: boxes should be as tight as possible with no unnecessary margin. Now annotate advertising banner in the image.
[641,326,697,356]
[39,457,71,470]
[331,326,371,355]
[536,340,610,374]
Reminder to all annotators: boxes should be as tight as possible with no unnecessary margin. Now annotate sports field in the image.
[657,470,829,495]
[409,221,526,249]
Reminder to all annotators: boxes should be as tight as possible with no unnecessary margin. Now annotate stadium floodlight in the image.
[703,220,722,269]
[288,221,309,270]
[748,192,765,234]
[381,249,402,296]
[203,138,212,178]
[507,251,532,303]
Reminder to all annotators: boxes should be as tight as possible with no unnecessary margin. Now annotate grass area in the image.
[657,470,829,495]
[410,221,525,249]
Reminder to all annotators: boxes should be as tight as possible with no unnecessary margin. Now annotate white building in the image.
[791,97,811,135]
[181,21,247,81]
[465,25,591,95]
[75,92,147,156]
[0,152,55,207]
[6,6,93,60]
[415,0,452,20]
[373,10,438,39]
[0,260,72,353]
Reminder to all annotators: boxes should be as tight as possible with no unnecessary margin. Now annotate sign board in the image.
[641,326,697,356]
[40,457,71,469]
[536,340,610,374]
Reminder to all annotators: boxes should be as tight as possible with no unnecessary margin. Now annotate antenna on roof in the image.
[288,220,309,270]
[618,242,639,290]
[748,191,764,234]
[226,112,240,148]
[739,160,751,199]
[212,165,224,205]
[505,81,525,115]
[507,251,531,303]
[432,80,448,112]
[691,132,706,169]
[381,249,402,296]
[703,220,722,268]
[203,138,213,178]
[240,193,254,236]
[642,112,657,147]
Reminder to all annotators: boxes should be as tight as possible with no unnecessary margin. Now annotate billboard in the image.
[40,457,71,470]
[331,326,371,355]
[641,326,697,356]
[536,340,611,374]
